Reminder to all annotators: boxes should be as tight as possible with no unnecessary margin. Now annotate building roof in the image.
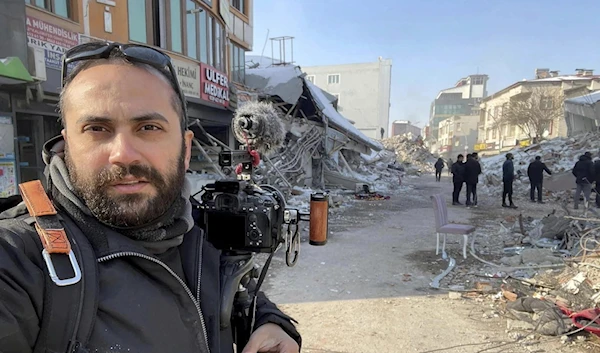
[245,65,383,151]
[482,75,600,103]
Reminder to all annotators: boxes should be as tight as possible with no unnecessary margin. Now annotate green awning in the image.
[0,57,33,84]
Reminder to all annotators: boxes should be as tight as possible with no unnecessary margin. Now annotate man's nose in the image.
[107,133,142,167]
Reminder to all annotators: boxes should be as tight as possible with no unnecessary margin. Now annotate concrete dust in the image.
[263,175,593,353]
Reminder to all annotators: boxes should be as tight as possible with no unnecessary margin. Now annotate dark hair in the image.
[535,156,541,161]
[457,154,464,159]
[466,153,472,158]
[59,49,186,132]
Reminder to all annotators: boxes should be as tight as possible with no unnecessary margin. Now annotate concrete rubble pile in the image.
[437,209,600,347]
[479,131,600,201]
[380,134,437,175]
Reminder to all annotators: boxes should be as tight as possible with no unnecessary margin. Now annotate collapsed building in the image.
[185,64,395,195]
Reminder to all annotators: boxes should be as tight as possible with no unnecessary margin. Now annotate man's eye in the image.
[85,126,108,132]
[141,125,161,131]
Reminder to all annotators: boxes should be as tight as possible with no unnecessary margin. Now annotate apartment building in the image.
[429,74,488,150]
[477,68,600,156]
[0,0,253,194]
[391,120,421,137]
[302,58,393,140]
[436,115,479,159]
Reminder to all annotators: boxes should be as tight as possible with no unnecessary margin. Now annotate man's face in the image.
[61,63,194,227]
[458,157,464,163]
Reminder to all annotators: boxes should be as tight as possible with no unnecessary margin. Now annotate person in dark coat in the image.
[464,153,482,207]
[451,154,466,205]
[0,43,300,353]
[434,158,444,182]
[573,152,595,209]
[594,152,600,208]
[447,158,453,176]
[502,153,517,208]
[527,156,552,203]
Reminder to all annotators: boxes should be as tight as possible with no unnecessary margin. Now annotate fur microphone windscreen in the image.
[232,101,286,156]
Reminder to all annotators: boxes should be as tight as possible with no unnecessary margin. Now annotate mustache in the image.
[96,164,165,188]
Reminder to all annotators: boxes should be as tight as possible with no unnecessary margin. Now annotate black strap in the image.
[31,215,98,353]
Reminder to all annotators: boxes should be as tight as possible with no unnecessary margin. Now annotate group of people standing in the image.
[439,149,600,210]
[449,153,482,207]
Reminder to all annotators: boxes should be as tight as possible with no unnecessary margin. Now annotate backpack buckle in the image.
[41,249,82,286]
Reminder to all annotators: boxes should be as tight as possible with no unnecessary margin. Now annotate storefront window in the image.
[170,0,182,53]
[185,0,197,59]
[128,1,148,43]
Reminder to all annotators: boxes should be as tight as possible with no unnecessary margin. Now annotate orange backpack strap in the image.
[18,180,81,286]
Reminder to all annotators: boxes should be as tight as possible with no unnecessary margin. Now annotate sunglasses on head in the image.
[61,42,187,120]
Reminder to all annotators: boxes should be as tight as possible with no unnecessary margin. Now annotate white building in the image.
[302,58,393,140]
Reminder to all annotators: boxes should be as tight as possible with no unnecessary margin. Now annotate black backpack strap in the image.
[19,181,97,353]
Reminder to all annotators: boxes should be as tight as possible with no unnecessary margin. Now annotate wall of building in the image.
[392,121,421,136]
[303,58,393,139]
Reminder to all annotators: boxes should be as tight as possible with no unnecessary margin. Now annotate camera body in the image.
[199,179,285,253]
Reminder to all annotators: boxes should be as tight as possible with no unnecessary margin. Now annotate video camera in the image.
[197,150,312,262]
[191,101,329,349]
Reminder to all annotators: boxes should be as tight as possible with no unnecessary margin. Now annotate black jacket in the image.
[572,155,595,185]
[434,160,444,171]
[0,203,300,353]
[502,159,514,182]
[451,161,466,183]
[463,159,482,185]
[594,160,600,183]
[527,160,552,183]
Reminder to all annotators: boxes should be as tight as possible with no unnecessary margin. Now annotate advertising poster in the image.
[26,16,80,70]
[0,160,16,197]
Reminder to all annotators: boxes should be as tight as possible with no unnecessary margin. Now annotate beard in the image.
[65,142,186,228]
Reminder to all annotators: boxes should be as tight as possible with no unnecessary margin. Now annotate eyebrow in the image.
[76,112,170,125]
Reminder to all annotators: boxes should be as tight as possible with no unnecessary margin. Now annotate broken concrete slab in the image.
[521,248,563,265]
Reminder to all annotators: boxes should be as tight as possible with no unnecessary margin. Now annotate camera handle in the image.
[220,251,275,351]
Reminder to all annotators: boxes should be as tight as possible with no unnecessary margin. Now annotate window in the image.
[26,0,73,19]
[128,1,149,43]
[540,96,554,110]
[472,76,484,85]
[306,75,315,83]
[492,129,497,139]
[456,122,462,131]
[185,0,197,59]
[230,43,246,83]
[199,10,208,63]
[328,74,340,84]
[231,0,246,14]
[169,0,183,53]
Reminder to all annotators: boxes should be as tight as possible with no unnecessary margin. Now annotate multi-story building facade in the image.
[477,69,600,156]
[436,115,479,159]
[391,120,421,137]
[0,0,253,195]
[302,58,392,140]
[429,74,488,152]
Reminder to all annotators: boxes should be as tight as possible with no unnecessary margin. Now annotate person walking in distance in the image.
[573,151,595,209]
[502,153,518,208]
[527,156,552,203]
[434,158,444,182]
[447,158,453,176]
[451,154,466,205]
[464,154,482,207]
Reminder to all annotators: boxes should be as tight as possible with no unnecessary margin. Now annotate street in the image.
[263,174,590,353]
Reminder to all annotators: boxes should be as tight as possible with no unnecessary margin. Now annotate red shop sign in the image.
[200,63,230,108]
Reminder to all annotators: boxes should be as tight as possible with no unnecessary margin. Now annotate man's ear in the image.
[183,130,195,170]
